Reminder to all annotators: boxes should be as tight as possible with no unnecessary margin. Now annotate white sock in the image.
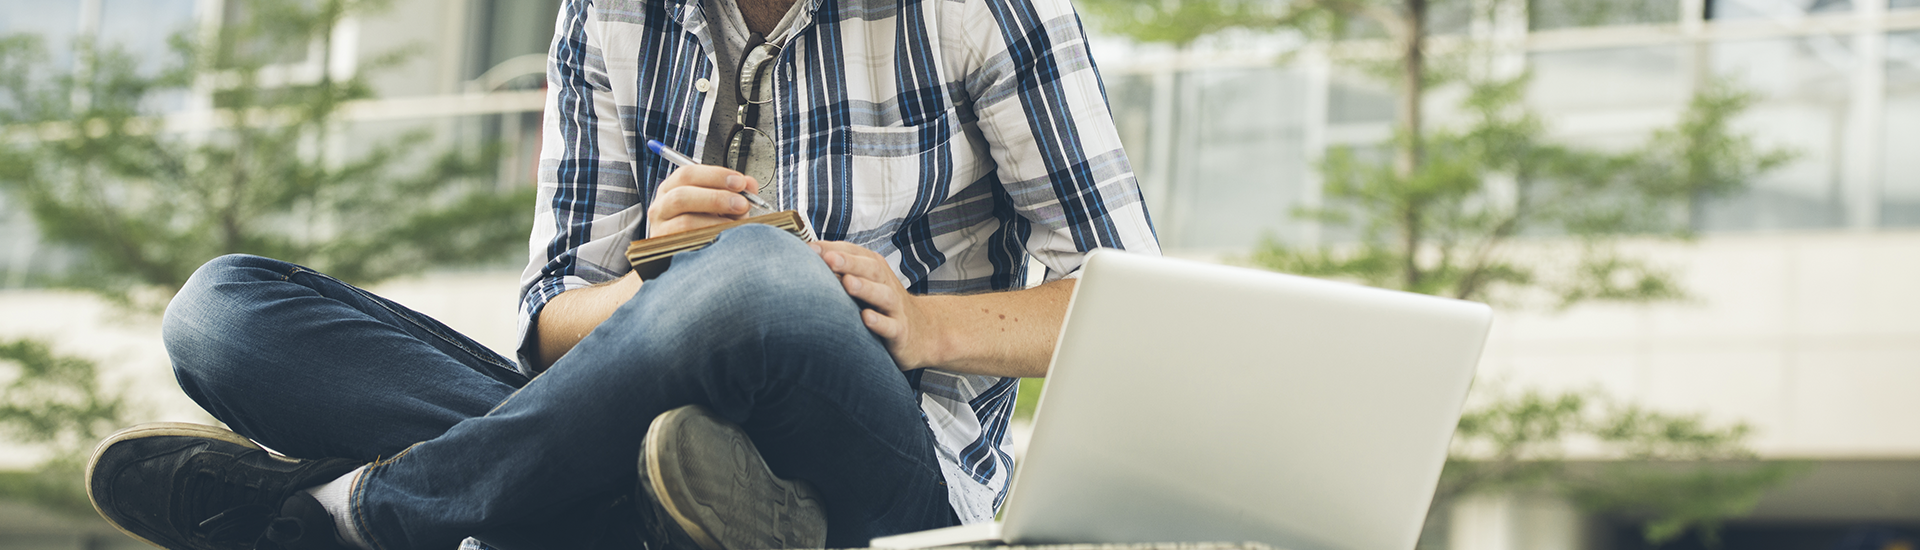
[304,465,373,550]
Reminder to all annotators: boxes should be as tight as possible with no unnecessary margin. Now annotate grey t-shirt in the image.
[699,0,804,206]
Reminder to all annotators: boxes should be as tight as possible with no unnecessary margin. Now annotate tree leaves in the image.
[1082,1,1805,545]
[0,0,531,519]
[0,340,126,449]
[0,339,134,518]
[0,0,529,309]
[1077,0,1296,46]
[1443,387,1807,546]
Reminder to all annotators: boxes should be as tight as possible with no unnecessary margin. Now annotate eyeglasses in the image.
[727,35,781,193]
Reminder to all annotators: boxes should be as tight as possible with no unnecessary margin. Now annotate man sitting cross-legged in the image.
[82,0,1158,548]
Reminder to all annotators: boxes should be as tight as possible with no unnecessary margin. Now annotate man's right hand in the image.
[647,165,757,237]
[536,166,759,371]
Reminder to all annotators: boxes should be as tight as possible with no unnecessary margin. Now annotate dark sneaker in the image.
[85,422,364,550]
[638,406,827,550]
[264,492,351,550]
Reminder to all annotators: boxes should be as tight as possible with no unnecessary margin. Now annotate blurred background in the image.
[0,0,1915,549]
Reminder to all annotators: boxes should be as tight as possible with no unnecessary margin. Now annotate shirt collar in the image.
[660,0,826,44]
[767,0,825,44]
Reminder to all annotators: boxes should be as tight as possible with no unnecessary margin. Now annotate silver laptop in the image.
[871,249,1492,550]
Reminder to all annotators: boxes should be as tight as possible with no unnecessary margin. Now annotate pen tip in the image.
[646,140,664,154]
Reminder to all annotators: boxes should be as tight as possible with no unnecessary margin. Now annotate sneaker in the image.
[638,406,828,550]
[85,422,364,550]
[266,491,352,550]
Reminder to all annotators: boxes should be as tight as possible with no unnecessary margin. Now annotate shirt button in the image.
[695,78,711,93]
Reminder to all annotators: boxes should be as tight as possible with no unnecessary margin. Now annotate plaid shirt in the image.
[516,0,1159,522]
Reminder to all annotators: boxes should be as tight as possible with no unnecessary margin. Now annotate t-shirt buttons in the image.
[695,78,711,93]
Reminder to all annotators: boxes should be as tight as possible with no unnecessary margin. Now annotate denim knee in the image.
[621,224,890,377]
[163,254,287,395]
[693,225,867,336]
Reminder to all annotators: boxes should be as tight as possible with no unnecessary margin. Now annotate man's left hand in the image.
[811,241,945,370]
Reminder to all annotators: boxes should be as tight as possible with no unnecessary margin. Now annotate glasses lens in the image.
[739,43,779,105]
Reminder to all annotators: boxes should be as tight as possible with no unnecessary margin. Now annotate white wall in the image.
[1478,229,1920,459]
[1448,493,1606,550]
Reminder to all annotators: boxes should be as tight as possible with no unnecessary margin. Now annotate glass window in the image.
[1884,31,1920,226]
[1328,77,1394,125]
[1427,0,1474,36]
[98,0,196,71]
[0,0,82,70]
[221,0,313,66]
[99,0,197,112]
[1707,0,1852,20]
[1100,70,1173,227]
[1695,36,1854,231]
[1104,72,1157,194]
[1529,46,1689,113]
[469,0,562,81]
[1530,0,1680,31]
[1157,67,1313,252]
[0,2,83,287]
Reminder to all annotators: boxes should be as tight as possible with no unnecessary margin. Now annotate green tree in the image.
[1077,0,1800,545]
[1248,76,1790,308]
[1444,387,1805,547]
[0,0,533,307]
[0,0,534,520]
[0,339,134,518]
[1081,0,1792,306]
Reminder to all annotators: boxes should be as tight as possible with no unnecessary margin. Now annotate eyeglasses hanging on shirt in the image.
[727,33,781,202]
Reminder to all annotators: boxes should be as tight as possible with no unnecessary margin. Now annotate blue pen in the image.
[645,139,774,214]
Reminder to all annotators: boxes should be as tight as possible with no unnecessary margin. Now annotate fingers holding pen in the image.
[656,184,749,217]
[647,165,760,236]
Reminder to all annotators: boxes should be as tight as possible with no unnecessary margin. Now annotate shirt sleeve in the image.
[516,0,646,373]
[960,0,1161,281]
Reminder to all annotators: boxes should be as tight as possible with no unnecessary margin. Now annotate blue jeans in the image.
[164,224,958,550]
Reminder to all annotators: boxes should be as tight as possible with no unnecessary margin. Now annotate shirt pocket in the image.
[839,105,986,230]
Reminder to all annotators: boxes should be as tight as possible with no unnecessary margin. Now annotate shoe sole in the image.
[642,406,827,550]
[85,422,283,550]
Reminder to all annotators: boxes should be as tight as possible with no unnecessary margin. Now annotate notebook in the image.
[625,210,814,280]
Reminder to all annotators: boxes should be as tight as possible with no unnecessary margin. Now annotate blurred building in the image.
[0,0,559,286]
[1091,0,1920,548]
[0,0,552,547]
[0,0,1916,549]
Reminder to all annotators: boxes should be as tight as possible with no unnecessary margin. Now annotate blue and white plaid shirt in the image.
[515,0,1160,522]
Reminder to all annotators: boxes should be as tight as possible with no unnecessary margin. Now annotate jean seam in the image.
[484,384,529,415]
[371,443,418,467]
[355,440,424,550]
[351,463,392,550]
[287,267,521,376]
